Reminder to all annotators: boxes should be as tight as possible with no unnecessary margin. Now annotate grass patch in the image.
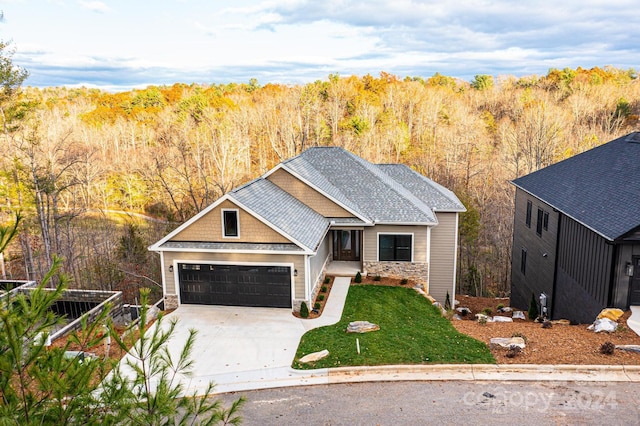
[292,286,494,369]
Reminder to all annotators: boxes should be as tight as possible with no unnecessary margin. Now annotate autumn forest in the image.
[1,57,638,301]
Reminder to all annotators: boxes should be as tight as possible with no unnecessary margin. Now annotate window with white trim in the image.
[222,209,239,238]
[379,234,412,262]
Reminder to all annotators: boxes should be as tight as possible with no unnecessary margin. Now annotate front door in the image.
[332,230,361,261]
[630,256,640,305]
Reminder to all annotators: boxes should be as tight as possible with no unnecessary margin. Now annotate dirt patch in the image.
[452,295,640,365]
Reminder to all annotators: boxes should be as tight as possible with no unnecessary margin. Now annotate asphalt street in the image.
[217,380,640,425]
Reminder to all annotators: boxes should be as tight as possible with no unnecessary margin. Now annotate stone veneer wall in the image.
[165,294,179,310]
[363,261,429,286]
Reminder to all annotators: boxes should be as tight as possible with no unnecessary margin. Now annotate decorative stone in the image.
[588,318,618,333]
[615,345,640,354]
[299,349,330,363]
[498,307,512,313]
[512,311,526,320]
[475,313,490,322]
[489,337,526,350]
[551,319,571,325]
[452,314,462,321]
[347,321,380,333]
[597,308,624,322]
[456,307,471,315]
[492,316,513,323]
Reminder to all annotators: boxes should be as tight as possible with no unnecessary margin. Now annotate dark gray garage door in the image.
[178,263,292,308]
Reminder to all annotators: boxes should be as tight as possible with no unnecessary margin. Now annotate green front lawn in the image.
[292,285,495,369]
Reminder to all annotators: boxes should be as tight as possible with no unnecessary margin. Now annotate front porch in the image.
[325,261,361,277]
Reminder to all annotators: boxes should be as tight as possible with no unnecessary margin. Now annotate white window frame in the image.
[221,208,240,239]
[377,232,414,262]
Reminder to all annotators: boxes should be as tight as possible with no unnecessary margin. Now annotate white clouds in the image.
[77,0,109,13]
[2,0,639,89]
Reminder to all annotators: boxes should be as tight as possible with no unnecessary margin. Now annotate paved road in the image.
[217,381,640,425]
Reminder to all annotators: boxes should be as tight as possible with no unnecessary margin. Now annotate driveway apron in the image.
[158,277,351,395]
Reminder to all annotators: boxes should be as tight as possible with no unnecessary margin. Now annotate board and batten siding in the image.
[170,200,290,244]
[363,225,427,263]
[510,188,559,315]
[267,168,355,218]
[429,212,459,303]
[612,242,640,307]
[160,251,306,301]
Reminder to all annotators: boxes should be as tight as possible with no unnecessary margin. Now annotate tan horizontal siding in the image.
[171,199,289,244]
[267,168,354,218]
[429,212,458,303]
[363,225,427,262]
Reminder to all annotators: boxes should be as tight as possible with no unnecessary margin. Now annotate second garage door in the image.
[178,263,292,308]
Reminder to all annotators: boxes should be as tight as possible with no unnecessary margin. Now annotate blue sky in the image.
[1,0,638,90]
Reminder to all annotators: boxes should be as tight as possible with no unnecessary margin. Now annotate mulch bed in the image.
[292,276,334,319]
[451,294,640,365]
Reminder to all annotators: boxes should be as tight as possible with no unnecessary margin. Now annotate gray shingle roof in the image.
[160,241,304,252]
[377,164,465,212]
[512,132,640,240]
[282,147,439,224]
[230,178,329,250]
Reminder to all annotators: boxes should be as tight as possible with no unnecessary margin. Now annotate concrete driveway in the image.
[158,277,351,395]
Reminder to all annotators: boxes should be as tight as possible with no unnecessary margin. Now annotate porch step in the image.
[628,306,640,337]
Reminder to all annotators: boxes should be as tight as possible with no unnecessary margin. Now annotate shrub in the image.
[600,342,615,355]
[478,316,488,325]
[321,286,327,293]
[324,277,331,284]
[300,302,309,318]
[314,302,321,310]
[354,272,362,283]
[444,292,452,311]
[496,303,504,310]
[373,275,381,281]
[528,293,539,321]
[317,294,325,301]
[482,307,492,316]
[541,320,553,329]
[400,278,408,285]
[506,346,522,358]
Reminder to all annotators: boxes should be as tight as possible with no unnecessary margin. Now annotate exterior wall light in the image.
[169,265,173,272]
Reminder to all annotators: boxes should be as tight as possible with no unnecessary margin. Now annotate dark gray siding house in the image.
[510,132,640,324]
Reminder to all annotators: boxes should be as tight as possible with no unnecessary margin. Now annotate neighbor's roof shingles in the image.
[512,133,640,240]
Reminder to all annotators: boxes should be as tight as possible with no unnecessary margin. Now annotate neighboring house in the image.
[150,147,465,311]
[510,132,640,324]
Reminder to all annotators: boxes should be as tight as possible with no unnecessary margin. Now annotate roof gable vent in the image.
[625,132,640,143]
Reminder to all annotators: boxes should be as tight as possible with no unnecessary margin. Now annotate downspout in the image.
[452,213,459,298]
[550,213,562,319]
[426,226,431,294]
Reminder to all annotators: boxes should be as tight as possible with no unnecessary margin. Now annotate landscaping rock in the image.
[615,345,640,354]
[452,314,462,321]
[490,337,526,350]
[475,313,491,322]
[551,319,571,325]
[347,321,380,333]
[512,311,526,320]
[597,308,624,322]
[492,316,513,323]
[588,318,618,333]
[499,306,513,313]
[299,349,330,363]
